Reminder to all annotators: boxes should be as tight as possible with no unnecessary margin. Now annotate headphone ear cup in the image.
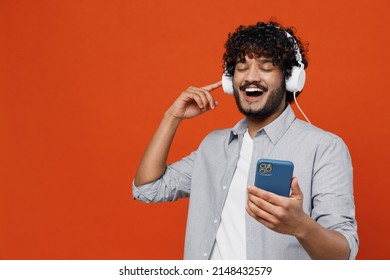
[222,73,234,94]
[285,66,306,92]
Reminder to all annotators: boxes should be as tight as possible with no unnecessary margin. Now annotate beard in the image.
[233,81,286,120]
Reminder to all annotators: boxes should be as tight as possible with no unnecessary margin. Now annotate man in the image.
[133,21,358,259]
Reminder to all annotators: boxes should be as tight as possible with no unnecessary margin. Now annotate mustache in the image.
[239,82,268,92]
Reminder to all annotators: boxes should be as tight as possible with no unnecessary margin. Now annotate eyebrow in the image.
[236,57,274,64]
[258,58,274,64]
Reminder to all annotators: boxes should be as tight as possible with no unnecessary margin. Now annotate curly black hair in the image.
[223,21,308,102]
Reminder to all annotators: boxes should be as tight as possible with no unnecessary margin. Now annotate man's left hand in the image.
[246,177,308,236]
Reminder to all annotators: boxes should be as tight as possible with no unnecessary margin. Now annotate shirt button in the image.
[203,252,207,257]
[222,185,227,190]
[214,219,218,224]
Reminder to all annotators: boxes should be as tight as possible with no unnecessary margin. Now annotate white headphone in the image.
[221,30,306,94]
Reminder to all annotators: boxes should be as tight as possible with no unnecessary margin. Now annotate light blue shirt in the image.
[132,105,358,259]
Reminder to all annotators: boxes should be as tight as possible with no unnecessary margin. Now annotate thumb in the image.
[290,177,303,199]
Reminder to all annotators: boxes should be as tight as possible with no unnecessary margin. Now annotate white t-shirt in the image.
[211,130,253,259]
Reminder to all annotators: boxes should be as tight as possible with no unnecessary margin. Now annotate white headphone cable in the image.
[293,91,311,124]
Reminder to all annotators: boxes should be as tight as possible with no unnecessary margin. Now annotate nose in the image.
[245,64,261,83]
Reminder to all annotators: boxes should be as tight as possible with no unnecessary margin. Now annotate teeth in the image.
[245,88,262,93]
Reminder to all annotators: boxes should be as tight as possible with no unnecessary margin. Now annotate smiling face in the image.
[233,55,286,121]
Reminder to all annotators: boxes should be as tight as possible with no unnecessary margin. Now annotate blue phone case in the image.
[254,159,294,197]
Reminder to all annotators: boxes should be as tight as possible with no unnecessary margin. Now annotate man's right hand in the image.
[135,81,222,186]
[167,81,222,120]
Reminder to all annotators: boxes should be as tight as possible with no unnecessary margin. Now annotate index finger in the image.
[247,185,286,205]
[202,81,222,92]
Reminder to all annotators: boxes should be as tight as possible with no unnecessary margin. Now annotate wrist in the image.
[293,214,314,240]
[163,110,183,126]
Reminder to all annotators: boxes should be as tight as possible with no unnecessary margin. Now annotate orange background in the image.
[1,0,389,259]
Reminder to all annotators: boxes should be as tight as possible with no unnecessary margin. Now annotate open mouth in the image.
[245,87,264,97]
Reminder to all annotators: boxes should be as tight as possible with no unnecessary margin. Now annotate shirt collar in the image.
[229,104,296,145]
[228,119,248,144]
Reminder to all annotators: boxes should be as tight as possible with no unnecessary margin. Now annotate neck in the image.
[246,103,287,138]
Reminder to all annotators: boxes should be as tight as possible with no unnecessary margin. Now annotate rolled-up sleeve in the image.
[132,151,196,203]
[312,136,359,259]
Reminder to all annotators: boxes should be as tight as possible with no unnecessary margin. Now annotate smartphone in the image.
[254,159,294,197]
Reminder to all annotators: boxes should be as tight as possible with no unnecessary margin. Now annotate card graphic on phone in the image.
[254,159,294,197]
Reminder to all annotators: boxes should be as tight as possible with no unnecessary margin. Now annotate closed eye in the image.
[260,68,274,72]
